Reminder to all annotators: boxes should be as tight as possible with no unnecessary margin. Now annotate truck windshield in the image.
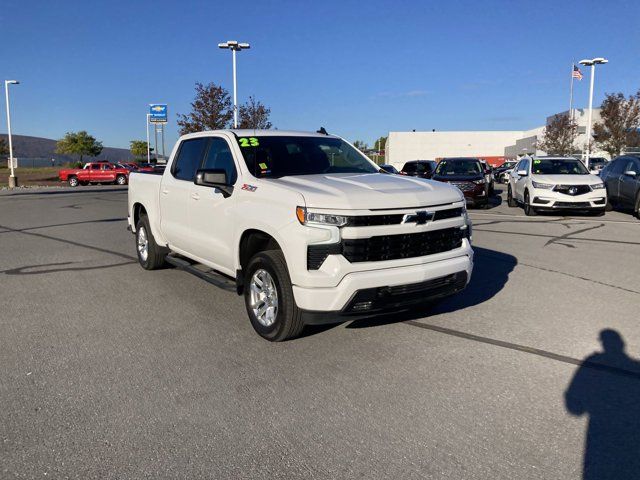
[234,136,379,178]
[532,159,589,175]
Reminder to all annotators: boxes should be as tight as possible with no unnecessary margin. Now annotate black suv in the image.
[400,160,437,179]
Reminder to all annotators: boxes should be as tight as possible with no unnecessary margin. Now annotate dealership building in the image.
[385,108,604,168]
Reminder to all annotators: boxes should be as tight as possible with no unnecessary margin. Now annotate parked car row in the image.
[391,158,495,208]
[386,154,638,219]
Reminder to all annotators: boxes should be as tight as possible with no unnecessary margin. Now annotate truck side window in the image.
[202,138,238,185]
[173,138,208,181]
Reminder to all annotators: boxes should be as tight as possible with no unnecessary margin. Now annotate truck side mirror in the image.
[194,169,233,197]
[517,169,528,177]
[623,170,637,178]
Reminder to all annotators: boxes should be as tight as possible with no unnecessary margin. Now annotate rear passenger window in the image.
[609,158,626,175]
[202,138,238,185]
[173,138,208,181]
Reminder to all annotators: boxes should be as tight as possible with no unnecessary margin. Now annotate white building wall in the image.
[386,131,524,169]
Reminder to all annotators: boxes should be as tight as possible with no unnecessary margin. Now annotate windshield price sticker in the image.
[239,137,259,147]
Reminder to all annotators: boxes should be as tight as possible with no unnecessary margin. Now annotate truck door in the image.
[100,163,116,182]
[188,136,238,275]
[88,164,102,182]
[159,138,208,250]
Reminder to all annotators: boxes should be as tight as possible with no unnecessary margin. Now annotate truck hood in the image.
[269,173,463,210]
[533,174,602,185]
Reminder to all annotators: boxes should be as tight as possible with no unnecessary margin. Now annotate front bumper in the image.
[293,250,473,320]
[530,191,606,210]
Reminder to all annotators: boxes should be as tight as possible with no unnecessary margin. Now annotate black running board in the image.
[165,254,237,293]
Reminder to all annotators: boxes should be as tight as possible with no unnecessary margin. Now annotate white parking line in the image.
[468,212,640,225]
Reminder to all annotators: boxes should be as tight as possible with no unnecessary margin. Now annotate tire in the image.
[135,214,168,270]
[68,176,79,187]
[635,194,640,219]
[244,250,304,342]
[116,175,127,185]
[507,184,517,207]
[524,191,537,216]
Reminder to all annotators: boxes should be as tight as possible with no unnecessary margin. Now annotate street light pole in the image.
[146,113,151,163]
[232,47,237,128]
[579,57,608,165]
[4,80,19,188]
[218,40,250,129]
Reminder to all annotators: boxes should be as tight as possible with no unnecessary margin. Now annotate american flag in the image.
[572,65,583,80]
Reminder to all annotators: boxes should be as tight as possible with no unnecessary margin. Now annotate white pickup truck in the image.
[128,129,474,341]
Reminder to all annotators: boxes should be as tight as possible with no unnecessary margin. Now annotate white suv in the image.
[507,156,607,216]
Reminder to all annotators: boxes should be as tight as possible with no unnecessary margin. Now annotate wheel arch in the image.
[236,228,284,295]
[132,202,147,231]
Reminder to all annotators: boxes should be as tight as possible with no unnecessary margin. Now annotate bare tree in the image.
[238,96,273,129]
[593,91,640,157]
[177,82,233,134]
[537,114,578,156]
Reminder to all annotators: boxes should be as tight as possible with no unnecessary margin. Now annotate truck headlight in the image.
[296,207,348,227]
[531,180,554,189]
[591,182,605,190]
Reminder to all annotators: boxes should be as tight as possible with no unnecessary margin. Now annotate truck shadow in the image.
[345,246,516,329]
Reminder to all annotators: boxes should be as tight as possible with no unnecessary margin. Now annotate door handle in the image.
[162,189,169,195]
[191,193,200,200]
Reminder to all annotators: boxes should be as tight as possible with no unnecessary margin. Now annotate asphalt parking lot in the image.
[1,186,639,479]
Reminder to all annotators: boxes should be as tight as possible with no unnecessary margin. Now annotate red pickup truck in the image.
[58,162,129,187]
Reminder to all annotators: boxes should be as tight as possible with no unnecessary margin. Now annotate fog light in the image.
[351,301,373,312]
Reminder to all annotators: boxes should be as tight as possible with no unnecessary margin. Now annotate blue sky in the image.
[1,0,638,149]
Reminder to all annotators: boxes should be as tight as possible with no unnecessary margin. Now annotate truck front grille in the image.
[345,207,463,227]
[307,227,464,269]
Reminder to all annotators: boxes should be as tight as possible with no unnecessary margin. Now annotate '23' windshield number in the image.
[238,137,259,147]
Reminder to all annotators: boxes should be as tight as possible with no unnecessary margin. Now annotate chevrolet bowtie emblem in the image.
[402,210,433,225]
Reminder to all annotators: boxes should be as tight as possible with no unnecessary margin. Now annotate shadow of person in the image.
[564,330,640,480]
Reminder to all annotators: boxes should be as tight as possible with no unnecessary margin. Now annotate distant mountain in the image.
[0,134,133,163]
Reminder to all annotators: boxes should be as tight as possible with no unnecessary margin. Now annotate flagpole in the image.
[569,62,575,122]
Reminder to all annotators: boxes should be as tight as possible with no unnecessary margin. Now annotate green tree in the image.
[537,114,578,156]
[55,131,103,164]
[238,96,273,129]
[130,140,151,159]
[177,82,233,134]
[593,91,640,157]
[0,138,8,157]
[352,140,368,151]
[374,136,387,152]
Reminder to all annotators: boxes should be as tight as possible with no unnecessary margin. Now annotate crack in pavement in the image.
[404,320,640,380]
